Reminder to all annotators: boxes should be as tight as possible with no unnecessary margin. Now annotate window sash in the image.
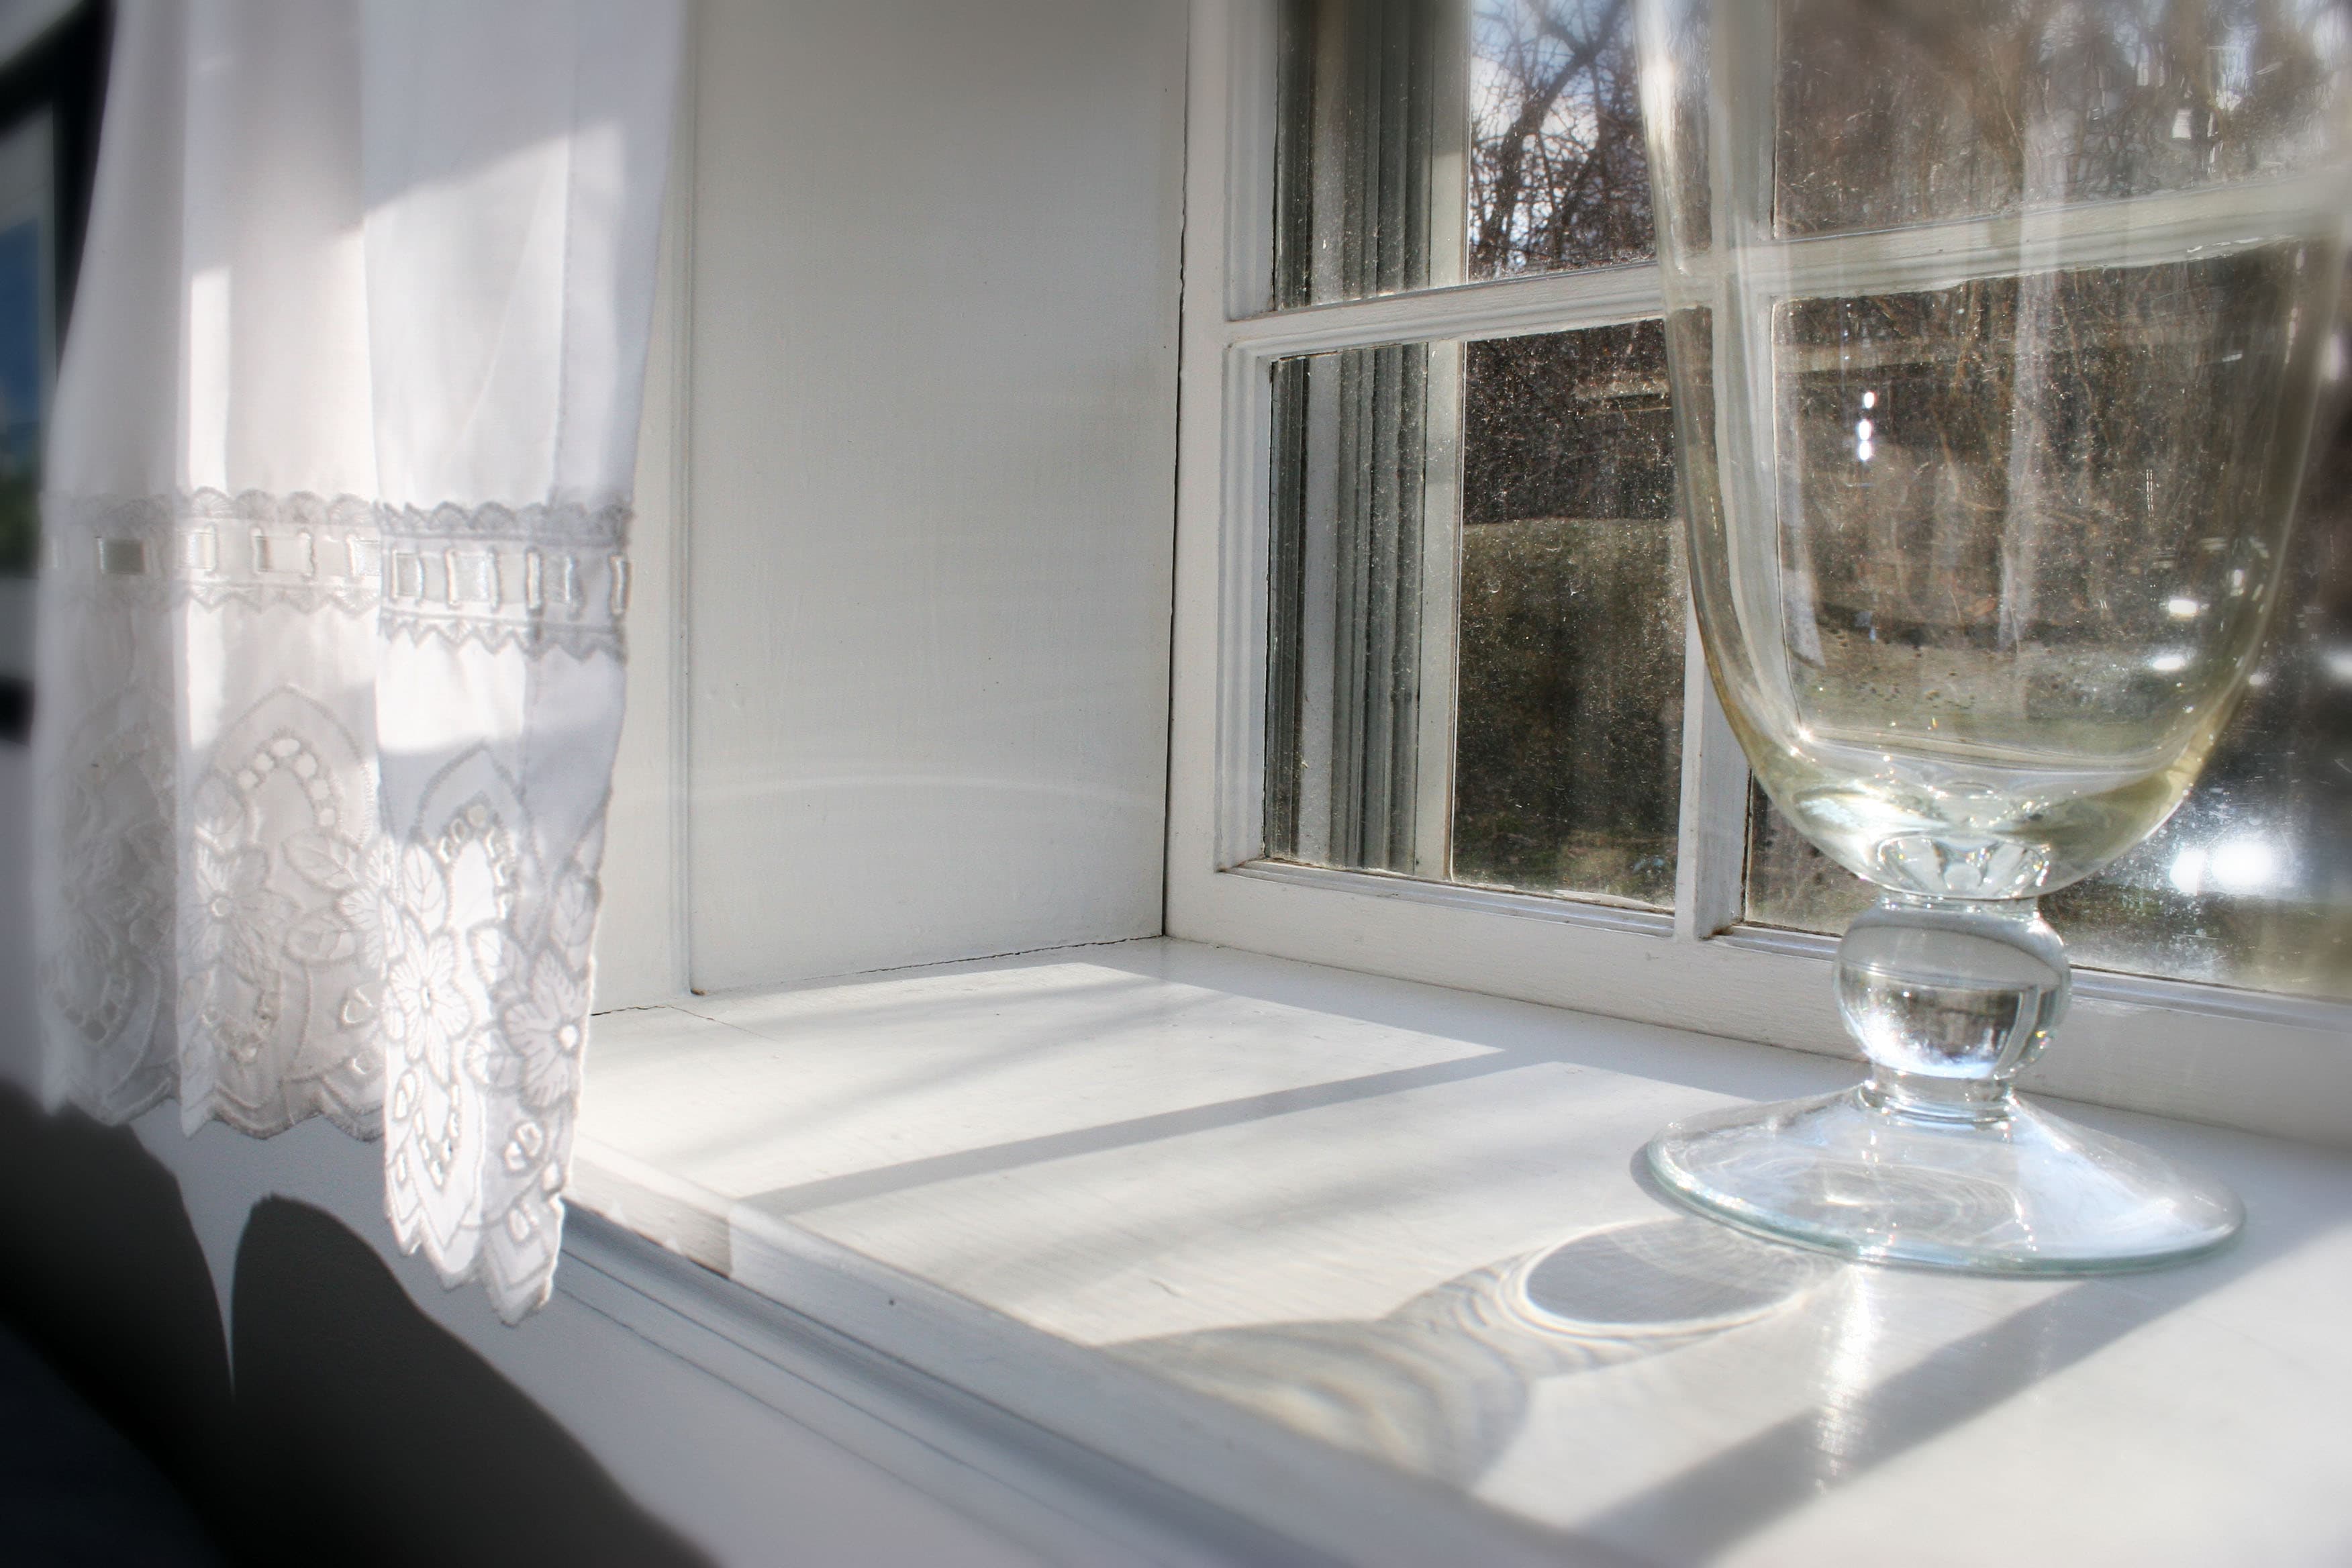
[1167,0,2349,1148]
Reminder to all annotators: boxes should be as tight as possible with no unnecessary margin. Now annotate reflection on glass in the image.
[1273,0,1649,308]
[1265,322,1685,910]
[1749,309,2352,1000]
[1265,342,1442,873]
[1452,322,1683,906]
[1775,0,2351,236]
[1274,0,1468,308]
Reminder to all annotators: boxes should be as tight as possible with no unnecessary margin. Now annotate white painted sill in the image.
[562,938,2352,1568]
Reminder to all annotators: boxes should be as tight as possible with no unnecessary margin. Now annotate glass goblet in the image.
[1634,0,2348,1271]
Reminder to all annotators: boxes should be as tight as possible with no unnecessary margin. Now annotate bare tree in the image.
[1467,0,1650,277]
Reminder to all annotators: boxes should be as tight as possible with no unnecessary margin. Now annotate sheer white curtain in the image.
[34,0,681,1320]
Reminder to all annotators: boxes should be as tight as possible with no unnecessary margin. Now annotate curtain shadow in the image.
[0,1086,238,1544]
[0,1316,217,1564]
[230,1197,709,1568]
[0,1087,712,1567]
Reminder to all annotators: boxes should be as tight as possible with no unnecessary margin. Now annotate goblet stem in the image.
[1643,895,2243,1274]
[1834,893,2067,1128]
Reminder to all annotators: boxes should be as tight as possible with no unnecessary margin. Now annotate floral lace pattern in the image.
[382,753,607,1320]
[37,683,177,1119]
[176,692,385,1137]
[38,496,183,1120]
[36,488,628,1321]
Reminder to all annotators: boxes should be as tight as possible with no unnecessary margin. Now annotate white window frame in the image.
[1163,0,2352,1144]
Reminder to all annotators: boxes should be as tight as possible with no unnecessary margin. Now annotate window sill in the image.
[567,938,2352,1567]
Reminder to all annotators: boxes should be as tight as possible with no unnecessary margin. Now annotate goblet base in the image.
[1645,1085,2242,1275]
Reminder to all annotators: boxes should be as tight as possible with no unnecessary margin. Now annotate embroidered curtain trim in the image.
[38,488,629,1320]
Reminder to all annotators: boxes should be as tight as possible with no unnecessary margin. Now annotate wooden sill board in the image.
[571,937,2352,1567]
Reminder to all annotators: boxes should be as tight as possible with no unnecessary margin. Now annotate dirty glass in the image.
[1748,305,2352,999]
[1265,320,1685,910]
[1273,0,1651,308]
[1773,0,2352,237]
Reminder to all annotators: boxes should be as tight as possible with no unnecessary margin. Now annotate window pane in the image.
[1775,0,2352,238]
[1747,308,2352,1000]
[1467,0,1651,278]
[1453,324,1682,905]
[1265,341,1441,870]
[1265,321,1685,911]
[1273,0,1651,309]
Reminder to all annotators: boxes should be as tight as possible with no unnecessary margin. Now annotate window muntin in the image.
[1247,0,2352,1004]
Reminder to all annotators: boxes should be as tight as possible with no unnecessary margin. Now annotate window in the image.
[1249,0,1702,927]
[1167,0,2349,1127]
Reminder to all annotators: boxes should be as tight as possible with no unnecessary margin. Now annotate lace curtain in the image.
[33,0,681,1321]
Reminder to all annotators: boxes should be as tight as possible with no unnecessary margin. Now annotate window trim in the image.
[1164,0,2351,1145]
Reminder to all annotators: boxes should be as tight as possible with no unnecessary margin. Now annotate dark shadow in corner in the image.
[0,1087,238,1540]
[231,1197,710,1568]
[0,1317,217,1563]
[0,1090,709,1565]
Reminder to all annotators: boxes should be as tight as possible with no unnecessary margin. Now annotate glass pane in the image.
[1775,0,2352,238]
[1453,323,1683,905]
[1273,0,1651,309]
[1265,341,1441,869]
[1265,321,1685,911]
[1747,301,2352,999]
[1467,0,1652,278]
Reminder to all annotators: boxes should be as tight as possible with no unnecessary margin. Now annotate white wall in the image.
[650,0,1187,995]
